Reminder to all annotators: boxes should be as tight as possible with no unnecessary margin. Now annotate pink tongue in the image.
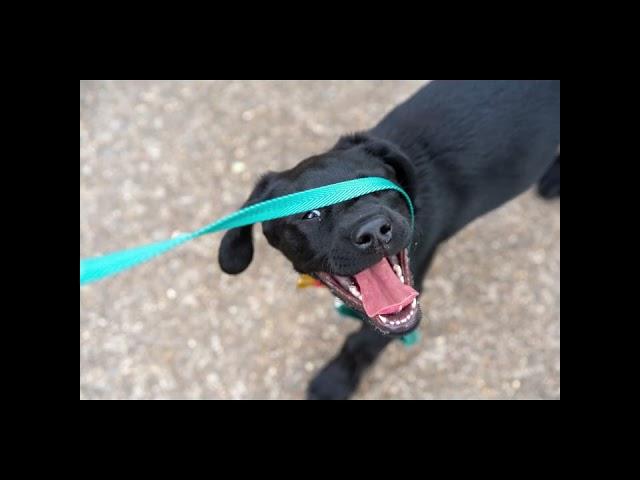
[353,258,418,318]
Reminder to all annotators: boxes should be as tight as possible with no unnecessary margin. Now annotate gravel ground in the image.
[80,80,560,400]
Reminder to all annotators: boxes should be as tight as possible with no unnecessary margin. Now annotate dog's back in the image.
[372,80,560,240]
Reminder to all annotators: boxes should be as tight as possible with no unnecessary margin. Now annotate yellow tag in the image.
[297,274,320,289]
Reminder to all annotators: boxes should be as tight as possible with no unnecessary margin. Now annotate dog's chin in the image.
[314,248,421,336]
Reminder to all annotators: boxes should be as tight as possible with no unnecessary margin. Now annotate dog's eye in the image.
[302,209,321,220]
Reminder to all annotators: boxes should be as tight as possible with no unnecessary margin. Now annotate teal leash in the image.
[81,175,419,345]
[80,177,414,285]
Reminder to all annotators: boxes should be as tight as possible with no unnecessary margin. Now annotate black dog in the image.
[218,80,560,399]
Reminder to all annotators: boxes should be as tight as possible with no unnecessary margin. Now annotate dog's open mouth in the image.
[314,249,421,335]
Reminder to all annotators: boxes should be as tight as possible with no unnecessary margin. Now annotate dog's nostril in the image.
[356,233,372,245]
[380,223,391,236]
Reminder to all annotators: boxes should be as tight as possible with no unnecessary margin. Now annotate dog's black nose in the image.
[352,217,392,250]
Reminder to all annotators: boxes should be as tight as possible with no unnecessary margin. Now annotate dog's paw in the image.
[307,358,359,400]
[537,175,560,199]
[537,157,560,199]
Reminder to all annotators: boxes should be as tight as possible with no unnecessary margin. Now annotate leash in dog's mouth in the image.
[313,248,421,335]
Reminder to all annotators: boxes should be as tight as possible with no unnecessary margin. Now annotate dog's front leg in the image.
[307,324,394,400]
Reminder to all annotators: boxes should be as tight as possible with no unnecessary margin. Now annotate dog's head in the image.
[218,133,421,335]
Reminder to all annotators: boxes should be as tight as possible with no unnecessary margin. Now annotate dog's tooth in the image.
[393,264,405,283]
[393,264,403,279]
[411,298,417,308]
[349,285,361,298]
[379,315,388,323]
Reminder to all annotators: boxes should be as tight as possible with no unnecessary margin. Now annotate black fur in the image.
[218,80,560,399]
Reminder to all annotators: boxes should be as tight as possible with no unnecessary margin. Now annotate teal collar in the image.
[333,300,420,346]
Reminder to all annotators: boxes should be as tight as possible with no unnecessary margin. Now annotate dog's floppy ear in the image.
[218,173,276,274]
[334,133,416,200]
